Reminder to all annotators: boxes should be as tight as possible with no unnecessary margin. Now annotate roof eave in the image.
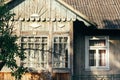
[56,0,97,27]
[3,0,12,4]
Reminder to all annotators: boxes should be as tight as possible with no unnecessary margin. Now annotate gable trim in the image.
[56,0,97,26]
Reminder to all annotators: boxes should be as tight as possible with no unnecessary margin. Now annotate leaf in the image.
[0,4,26,80]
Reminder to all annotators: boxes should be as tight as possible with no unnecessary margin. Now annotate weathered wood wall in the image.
[52,73,70,80]
[73,20,120,80]
[9,0,77,22]
[4,0,95,80]
[0,72,70,80]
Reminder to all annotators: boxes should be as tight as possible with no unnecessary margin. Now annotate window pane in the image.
[21,37,28,42]
[86,36,109,70]
[35,43,40,49]
[54,37,59,43]
[29,50,34,67]
[53,37,69,68]
[89,40,106,46]
[99,50,106,66]
[89,50,96,66]
[21,43,27,49]
[29,37,34,42]
[21,37,48,69]
[28,43,34,49]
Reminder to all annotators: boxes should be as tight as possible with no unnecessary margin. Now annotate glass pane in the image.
[54,44,59,53]
[59,43,62,53]
[21,37,28,42]
[28,43,34,49]
[29,50,35,60]
[65,48,68,68]
[42,37,47,42]
[29,37,34,42]
[28,50,34,67]
[99,50,106,66]
[64,37,68,42]
[35,43,40,49]
[89,50,96,66]
[54,37,59,43]
[21,43,27,49]
[53,44,59,61]
[21,37,48,68]
[35,37,40,42]
[59,37,63,42]
[23,50,28,67]
[53,37,68,68]
[89,40,106,46]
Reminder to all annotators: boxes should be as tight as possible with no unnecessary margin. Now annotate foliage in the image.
[40,69,52,80]
[11,65,27,80]
[0,3,26,80]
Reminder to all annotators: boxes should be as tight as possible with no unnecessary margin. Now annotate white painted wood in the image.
[85,36,110,71]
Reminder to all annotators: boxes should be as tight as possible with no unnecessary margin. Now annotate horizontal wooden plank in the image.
[0,72,70,80]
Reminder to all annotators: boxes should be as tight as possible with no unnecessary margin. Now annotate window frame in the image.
[52,35,70,69]
[85,36,109,70]
[20,35,49,69]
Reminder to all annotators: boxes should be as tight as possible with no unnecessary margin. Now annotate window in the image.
[85,36,109,70]
[52,36,70,68]
[21,36,48,69]
[21,35,70,70]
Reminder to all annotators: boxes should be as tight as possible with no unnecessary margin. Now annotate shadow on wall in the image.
[109,37,120,73]
[103,19,120,29]
[73,20,120,80]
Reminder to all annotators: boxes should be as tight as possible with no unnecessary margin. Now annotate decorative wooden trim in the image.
[11,17,79,22]
[56,0,96,26]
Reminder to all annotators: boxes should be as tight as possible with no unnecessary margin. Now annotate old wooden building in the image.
[1,0,120,80]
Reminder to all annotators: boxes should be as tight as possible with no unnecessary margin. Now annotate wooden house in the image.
[0,0,120,80]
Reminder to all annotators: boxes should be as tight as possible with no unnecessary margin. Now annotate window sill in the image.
[85,67,110,71]
[52,68,71,73]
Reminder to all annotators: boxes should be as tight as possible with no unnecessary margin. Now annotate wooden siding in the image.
[20,21,70,32]
[8,0,93,26]
[73,20,120,80]
[0,72,15,80]
[10,0,77,22]
[0,72,70,80]
[1,1,74,78]
[52,73,70,80]
[3,9,74,80]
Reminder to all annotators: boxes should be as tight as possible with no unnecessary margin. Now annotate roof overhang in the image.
[56,0,97,27]
[2,0,12,4]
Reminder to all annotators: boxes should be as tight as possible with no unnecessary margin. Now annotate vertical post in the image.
[48,21,53,76]
[70,21,74,80]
